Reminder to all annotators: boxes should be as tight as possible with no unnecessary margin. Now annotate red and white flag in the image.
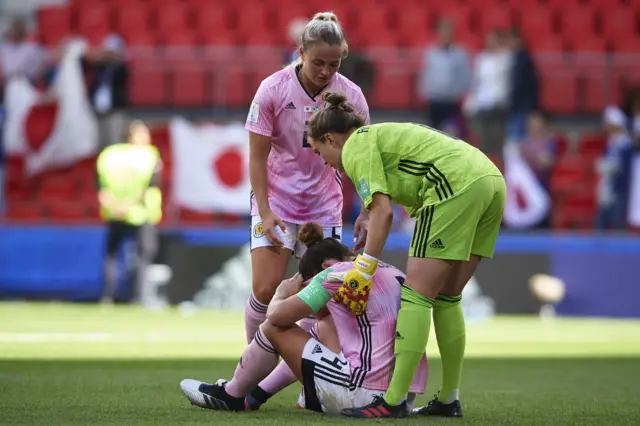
[3,39,98,175]
[503,144,551,229]
[170,118,250,214]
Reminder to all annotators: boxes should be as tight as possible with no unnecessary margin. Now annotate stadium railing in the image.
[125,47,640,113]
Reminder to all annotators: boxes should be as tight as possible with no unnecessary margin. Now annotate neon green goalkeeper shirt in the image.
[341,123,502,217]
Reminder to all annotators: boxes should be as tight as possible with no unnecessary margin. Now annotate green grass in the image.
[1,302,640,425]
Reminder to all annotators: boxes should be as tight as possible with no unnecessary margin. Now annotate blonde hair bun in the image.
[312,11,339,24]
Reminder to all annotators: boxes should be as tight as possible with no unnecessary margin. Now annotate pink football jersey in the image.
[321,262,428,394]
[245,66,370,227]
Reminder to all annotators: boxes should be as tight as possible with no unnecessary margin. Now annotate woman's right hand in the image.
[261,209,287,248]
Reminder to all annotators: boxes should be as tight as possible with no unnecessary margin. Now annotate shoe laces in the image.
[426,393,440,407]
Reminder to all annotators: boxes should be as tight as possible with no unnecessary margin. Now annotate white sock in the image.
[441,389,459,404]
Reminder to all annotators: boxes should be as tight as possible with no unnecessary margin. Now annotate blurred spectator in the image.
[418,19,471,130]
[339,52,375,99]
[506,28,539,144]
[97,121,162,304]
[0,18,45,92]
[521,109,557,190]
[465,29,511,155]
[442,115,469,140]
[595,106,634,230]
[284,18,307,64]
[622,86,640,145]
[84,34,129,147]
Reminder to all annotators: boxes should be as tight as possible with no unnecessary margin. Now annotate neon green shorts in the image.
[409,175,506,261]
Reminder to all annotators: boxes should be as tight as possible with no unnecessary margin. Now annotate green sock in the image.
[384,286,434,406]
[433,294,466,404]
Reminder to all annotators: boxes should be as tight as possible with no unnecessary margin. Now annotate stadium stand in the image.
[4,0,640,229]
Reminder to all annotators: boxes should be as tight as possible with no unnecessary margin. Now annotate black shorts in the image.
[106,221,140,256]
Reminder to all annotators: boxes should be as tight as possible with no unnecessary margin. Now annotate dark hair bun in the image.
[298,222,324,247]
[322,92,355,113]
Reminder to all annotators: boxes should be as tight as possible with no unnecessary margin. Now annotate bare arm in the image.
[249,131,272,216]
[362,193,394,259]
[266,275,312,327]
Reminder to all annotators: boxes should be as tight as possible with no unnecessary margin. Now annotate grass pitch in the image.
[1,303,640,425]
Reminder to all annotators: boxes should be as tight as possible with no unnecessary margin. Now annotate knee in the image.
[252,284,278,305]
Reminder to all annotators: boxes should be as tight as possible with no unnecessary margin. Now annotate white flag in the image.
[170,118,250,213]
[503,144,551,229]
[628,154,640,228]
[2,39,99,175]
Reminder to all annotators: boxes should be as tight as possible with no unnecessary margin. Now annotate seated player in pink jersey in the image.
[180,223,428,416]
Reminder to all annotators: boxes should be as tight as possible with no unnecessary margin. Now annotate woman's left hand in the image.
[274,273,304,299]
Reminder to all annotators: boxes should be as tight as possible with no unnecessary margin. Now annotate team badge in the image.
[253,222,264,238]
[304,105,321,113]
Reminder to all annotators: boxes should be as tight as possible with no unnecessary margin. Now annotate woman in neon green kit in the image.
[307,92,506,419]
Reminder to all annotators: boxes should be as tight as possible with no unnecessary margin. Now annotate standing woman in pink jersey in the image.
[243,12,370,343]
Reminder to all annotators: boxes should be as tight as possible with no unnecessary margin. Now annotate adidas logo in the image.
[285,102,296,110]
[312,344,323,354]
[430,238,445,249]
[395,331,404,340]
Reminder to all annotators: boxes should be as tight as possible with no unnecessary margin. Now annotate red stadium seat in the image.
[234,3,272,38]
[178,208,216,224]
[6,202,42,221]
[156,1,192,34]
[579,133,607,159]
[611,36,640,53]
[567,35,607,52]
[529,35,565,52]
[367,49,412,109]
[129,60,168,106]
[74,3,113,46]
[572,53,609,113]
[47,202,89,222]
[116,3,152,38]
[242,30,278,46]
[123,31,159,46]
[396,7,435,47]
[435,5,473,34]
[370,72,412,109]
[550,157,587,192]
[352,29,400,48]
[215,72,248,108]
[353,6,392,37]
[38,173,77,202]
[6,178,33,202]
[161,31,199,47]
[601,8,638,41]
[37,6,72,46]
[479,6,514,33]
[520,8,557,41]
[195,4,233,42]
[539,64,579,113]
[558,6,596,39]
[169,62,209,106]
[611,55,640,105]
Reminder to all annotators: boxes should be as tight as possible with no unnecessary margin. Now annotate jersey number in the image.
[414,123,460,141]
[302,120,311,147]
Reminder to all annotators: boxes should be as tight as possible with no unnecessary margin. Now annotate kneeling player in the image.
[180,223,427,416]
